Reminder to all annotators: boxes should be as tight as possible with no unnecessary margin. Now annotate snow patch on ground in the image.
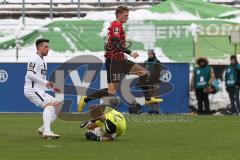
[0,17,52,43]
[61,32,78,51]
[130,9,200,21]
[0,6,201,44]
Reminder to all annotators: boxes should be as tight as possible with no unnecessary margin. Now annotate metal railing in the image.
[0,0,161,25]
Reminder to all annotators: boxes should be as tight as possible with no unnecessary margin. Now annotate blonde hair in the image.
[115,6,129,16]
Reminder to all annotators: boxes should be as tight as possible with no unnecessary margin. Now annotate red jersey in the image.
[105,21,126,61]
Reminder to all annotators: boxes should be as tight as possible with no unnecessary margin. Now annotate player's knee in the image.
[43,103,53,108]
[108,90,116,96]
[53,101,62,107]
[44,101,61,108]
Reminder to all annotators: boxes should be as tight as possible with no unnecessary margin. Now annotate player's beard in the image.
[43,52,49,57]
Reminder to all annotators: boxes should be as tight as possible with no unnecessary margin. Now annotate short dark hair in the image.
[35,38,49,48]
[196,57,208,66]
[148,49,155,54]
[230,55,237,60]
[115,6,129,16]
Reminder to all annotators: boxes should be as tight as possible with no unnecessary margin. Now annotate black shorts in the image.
[105,58,135,83]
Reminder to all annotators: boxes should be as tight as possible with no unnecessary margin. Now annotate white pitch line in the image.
[43,145,61,148]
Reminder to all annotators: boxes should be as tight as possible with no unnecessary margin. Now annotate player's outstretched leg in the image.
[134,66,163,104]
[42,104,61,139]
[77,88,110,112]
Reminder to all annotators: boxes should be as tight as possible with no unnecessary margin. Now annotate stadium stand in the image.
[0,0,161,19]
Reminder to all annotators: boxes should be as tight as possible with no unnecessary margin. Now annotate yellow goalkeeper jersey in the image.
[95,106,126,136]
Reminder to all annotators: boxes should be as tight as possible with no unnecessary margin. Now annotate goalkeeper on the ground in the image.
[80,105,126,142]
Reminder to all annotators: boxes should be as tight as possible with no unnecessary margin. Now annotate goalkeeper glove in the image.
[80,120,91,128]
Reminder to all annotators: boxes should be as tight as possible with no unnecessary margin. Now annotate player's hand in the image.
[53,87,61,93]
[204,86,212,93]
[45,81,54,89]
[80,120,91,128]
[130,52,139,59]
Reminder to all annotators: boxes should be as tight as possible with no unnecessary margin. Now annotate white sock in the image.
[51,106,62,122]
[43,106,55,133]
[39,124,44,131]
[55,105,62,115]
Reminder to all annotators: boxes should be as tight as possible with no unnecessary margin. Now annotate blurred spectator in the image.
[144,49,162,114]
[147,103,160,114]
[144,49,161,84]
[191,57,215,114]
[225,55,240,114]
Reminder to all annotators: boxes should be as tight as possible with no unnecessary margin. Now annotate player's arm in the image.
[85,131,116,142]
[208,67,215,85]
[26,61,48,85]
[26,60,60,92]
[101,137,113,142]
[81,115,106,129]
[111,37,138,58]
[84,121,117,142]
[110,24,138,58]
[111,37,131,54]
[86,123,98,130]
[101,133,116,142]
[190,70,195,91]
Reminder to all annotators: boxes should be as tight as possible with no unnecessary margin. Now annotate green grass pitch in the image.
[1,114,240,160]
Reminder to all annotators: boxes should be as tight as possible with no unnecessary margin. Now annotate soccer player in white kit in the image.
[24,39,62,139]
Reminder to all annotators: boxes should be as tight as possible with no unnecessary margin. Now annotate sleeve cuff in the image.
[125,49,131,55]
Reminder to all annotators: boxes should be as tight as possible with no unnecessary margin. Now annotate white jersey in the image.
[24,53,48,91]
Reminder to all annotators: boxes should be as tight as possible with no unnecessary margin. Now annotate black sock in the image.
[141,86,151,101]
[139,74,148,85]
[85,88,109,103]
[138,74,151,101]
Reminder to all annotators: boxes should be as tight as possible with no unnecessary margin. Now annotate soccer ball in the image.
[89,127,103,137]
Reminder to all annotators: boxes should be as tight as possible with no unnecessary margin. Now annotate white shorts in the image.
[24,90,57,108]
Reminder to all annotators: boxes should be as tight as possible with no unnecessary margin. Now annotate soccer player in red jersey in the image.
[78,6,162,112]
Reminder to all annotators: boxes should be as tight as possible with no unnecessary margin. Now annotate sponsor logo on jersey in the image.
[41,69,47,75]
[113,27,119,35]
[29,62,36,70]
